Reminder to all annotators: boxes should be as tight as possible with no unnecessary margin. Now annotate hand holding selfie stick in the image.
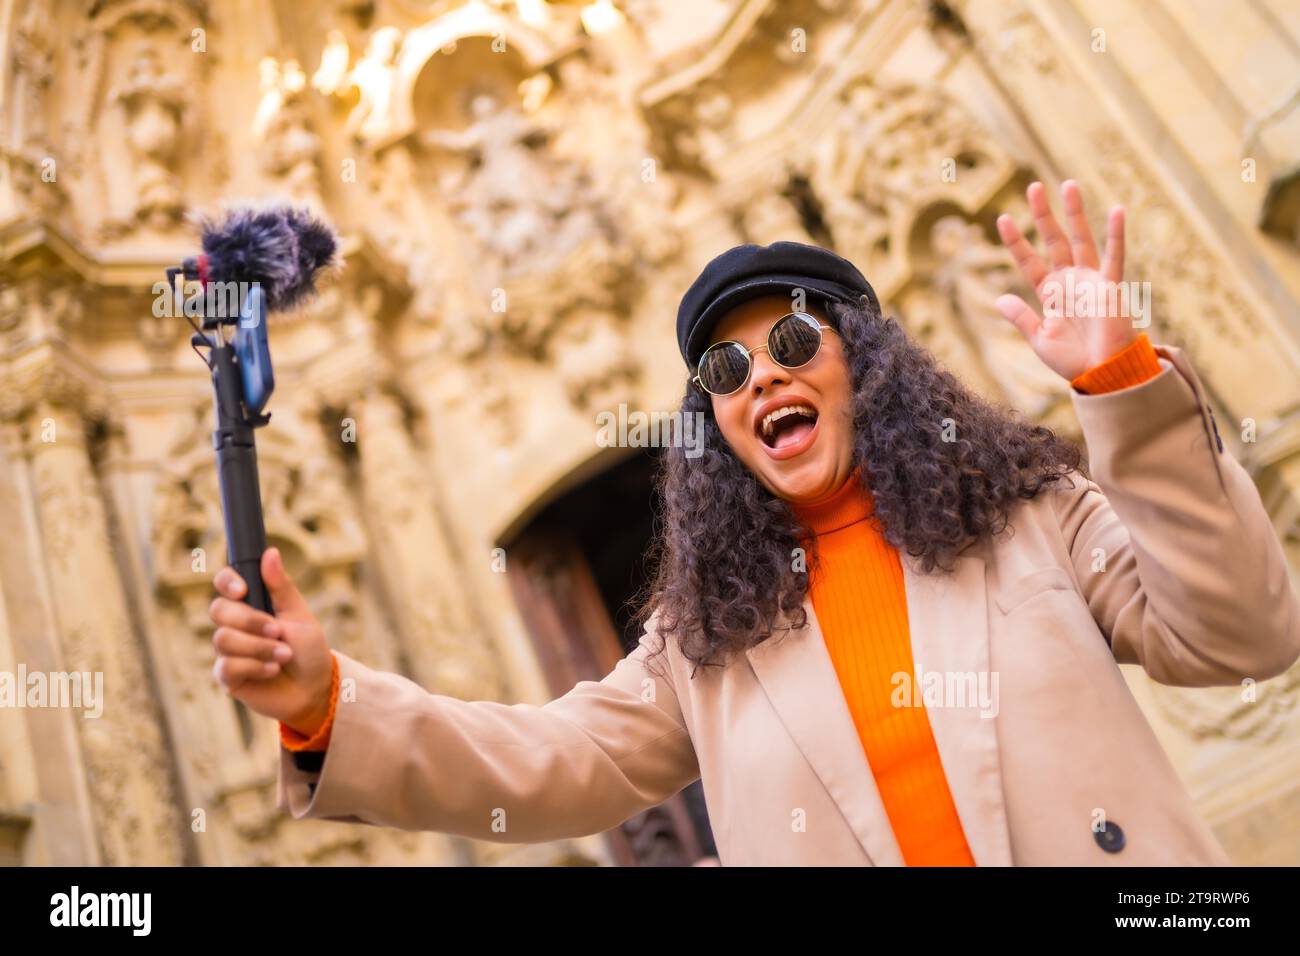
[168,207,338,613]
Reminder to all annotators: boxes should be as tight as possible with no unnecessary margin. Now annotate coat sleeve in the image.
[1051,342,1300,686]
[275,624,700,842]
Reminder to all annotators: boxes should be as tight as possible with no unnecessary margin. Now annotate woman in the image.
[208,182,1300,865]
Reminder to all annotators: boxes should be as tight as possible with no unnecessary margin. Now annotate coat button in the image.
[1094,821,1125,853]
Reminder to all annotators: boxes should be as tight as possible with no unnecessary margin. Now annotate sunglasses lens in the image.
[698,342,751,394]
[769,312,824,368]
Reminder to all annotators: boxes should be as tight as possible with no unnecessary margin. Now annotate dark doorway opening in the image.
[504,449,717,866]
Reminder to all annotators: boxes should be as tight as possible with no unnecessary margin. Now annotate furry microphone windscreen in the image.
[198,205,339,313]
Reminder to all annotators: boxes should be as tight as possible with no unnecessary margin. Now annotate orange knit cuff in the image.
[1070,333,1163,394]
[279,651,340,753]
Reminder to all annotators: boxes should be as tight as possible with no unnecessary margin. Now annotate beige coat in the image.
[278,344,1300,865]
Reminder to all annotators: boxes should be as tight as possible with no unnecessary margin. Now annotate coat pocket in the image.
[994,566,1077,615]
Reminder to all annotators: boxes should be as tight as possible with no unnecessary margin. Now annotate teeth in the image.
[761,404,817,437]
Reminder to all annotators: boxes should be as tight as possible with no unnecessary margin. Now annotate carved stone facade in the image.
[1,0,1299,865]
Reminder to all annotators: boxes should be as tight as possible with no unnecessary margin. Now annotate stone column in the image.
[22,398,183,865]
[0,418,99,864]
[351,388,505,701]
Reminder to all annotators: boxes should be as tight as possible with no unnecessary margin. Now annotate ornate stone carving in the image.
[1,0,70,223]
[77,0,211,239]
[108,47,186,231]
[24,402,184,865]
[0,273,87,350]
[552,306,642,412]
[254,58,324,210]
[416,89,640,368]
[152,406,367,596]
[351,386,506,701]
[803,79,1012,281]
[929,215,1064,419]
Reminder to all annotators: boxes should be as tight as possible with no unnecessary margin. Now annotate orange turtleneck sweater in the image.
[281,334,1165,864]
[792,466,975,864]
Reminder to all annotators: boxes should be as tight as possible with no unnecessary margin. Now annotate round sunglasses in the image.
[692,311,839,396]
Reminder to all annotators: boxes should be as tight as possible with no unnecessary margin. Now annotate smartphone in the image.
[235,284,274,417]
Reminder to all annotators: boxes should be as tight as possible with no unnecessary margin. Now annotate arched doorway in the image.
[502,450,717,866]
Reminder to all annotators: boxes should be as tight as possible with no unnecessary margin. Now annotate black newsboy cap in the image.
[676,240,881,367]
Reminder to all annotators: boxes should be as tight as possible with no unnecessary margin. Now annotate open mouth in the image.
[758,403,820,451]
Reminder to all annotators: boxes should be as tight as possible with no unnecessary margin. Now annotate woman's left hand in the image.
[994,180,1139,381]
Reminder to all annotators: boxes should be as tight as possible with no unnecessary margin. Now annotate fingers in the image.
[209,595,279,637]
[1028,181,1073,271]
[212,653,282,694]
[213,625,293,664]
[1061,180,1100,270]
[262,547,310,617]
[209,553,311,697]
[995,294,1042,342]
[996,214,1048,291]
[1101,205,1125,283]
[213,567,247,600]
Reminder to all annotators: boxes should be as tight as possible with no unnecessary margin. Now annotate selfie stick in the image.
[168,206,338,613]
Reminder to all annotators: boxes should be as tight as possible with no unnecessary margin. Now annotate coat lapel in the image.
[901,550,1014,866]
[745,549,1014,866]
[745,605,904,866]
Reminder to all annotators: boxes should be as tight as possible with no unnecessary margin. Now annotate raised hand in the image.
[994,180,1139,381]
[209,546,335,737]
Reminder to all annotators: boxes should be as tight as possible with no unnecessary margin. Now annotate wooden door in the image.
[506,522,711,866]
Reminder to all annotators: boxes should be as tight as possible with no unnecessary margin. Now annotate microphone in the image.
[183,205,338,313]
[169,204,339,613]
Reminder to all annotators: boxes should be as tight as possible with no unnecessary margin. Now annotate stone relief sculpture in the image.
[1,0,64,223]
[107,46,187,232]
[422,90,603,276]
[404,61,656,436]
[830,81,1001,219]
[552,307,641,410]
[807,79,1012,284]
[930,215,1064,420]
[253,58,324,209]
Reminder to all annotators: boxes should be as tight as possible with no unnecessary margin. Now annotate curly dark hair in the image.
[635,297,1086,673]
